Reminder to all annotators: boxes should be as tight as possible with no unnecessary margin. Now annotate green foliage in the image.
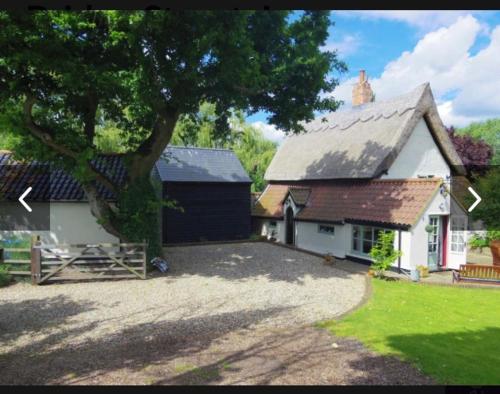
[457,118,500,165]
[319,279,500,385]
[0,265,11,287]
[369,230,402,277]
[1,10,346,154]
[0,234,31,285]
[94,121,129,153]
[171,102,277,191]
[468,234,490,251]
[468,167,500,239]
[114,176,163,260]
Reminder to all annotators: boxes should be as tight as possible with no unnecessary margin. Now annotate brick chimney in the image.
[352,70,374,106]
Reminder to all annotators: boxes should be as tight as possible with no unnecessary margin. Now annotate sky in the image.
[248,10,500,144]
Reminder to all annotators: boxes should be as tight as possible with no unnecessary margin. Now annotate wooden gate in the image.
[29,238,147,285]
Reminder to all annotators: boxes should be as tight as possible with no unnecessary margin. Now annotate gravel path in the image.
[0,242,431,385]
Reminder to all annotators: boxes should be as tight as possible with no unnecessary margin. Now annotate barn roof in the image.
[265,83,465,181]
[0,151,125,202]
[155,146,251,183]
[252,179,442,228]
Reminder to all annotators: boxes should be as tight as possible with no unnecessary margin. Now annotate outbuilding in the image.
[154,146,252,244]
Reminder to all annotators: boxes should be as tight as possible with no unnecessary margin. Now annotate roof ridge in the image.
[372,178,443,183]
[168,145,234,152]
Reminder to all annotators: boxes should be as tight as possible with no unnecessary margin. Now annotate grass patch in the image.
[173,363,197,374]
[318,279,500,385]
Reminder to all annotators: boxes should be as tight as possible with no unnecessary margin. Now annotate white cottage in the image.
[0,152,122,245]
[253,72,469,272]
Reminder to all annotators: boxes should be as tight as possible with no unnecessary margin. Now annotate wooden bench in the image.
[452,264,500,285]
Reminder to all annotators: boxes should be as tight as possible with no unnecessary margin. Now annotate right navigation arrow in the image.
[467,186,482,212]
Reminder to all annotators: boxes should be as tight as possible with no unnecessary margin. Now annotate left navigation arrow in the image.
[19,186,33,212]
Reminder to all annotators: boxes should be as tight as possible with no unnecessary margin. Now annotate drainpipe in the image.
[397,229,402,273]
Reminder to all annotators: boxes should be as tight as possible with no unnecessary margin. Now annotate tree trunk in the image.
[82,183,127,241]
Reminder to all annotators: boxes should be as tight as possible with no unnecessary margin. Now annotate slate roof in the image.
[252,179,442,228]
[0,151,126,201]
[265,83,465,181]
[155,146,251,183]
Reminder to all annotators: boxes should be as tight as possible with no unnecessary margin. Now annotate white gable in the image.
[382,118,450,180]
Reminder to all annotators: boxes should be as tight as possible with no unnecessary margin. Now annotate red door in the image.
[441,216,448,268]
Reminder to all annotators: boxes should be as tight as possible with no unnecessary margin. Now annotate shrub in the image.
[468,234,490,251]
[369,231,402,278]
[0,265,12,287]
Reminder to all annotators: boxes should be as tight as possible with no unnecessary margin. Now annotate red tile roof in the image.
[252,184,289,218]
[252,179,442,227]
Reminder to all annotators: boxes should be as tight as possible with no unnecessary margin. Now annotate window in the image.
[318,224,335,235]
[451,217,466,252]
[428,216,439,253]
[269,221,277,228]
[352,225,387,255]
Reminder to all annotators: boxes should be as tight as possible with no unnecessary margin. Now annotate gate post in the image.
[142,239,147,279]
[30,235,41,285]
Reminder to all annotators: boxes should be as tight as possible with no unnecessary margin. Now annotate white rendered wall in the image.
[256,218,285,243]
[382,118,450,180]
[295,221,346,257]
[48,203,119,245]
[0,202,119,246]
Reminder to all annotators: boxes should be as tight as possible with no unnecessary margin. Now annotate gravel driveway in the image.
[0,242,432,385]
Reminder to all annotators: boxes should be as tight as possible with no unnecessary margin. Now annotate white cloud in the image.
[437,101,484,127]
[339,10,477,33]
[251,121,286,144]
[322,33,361,57]
[331,15,500,127]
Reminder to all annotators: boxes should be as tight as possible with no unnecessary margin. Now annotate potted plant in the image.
[467,168,500,266]
[487,231,500,266]
[416,265,429,278]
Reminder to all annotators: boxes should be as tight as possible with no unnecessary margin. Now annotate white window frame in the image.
[450,216,466,253]
[351,225,388,257]
[318,224,335,235]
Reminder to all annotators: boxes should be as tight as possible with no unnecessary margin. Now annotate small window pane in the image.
[363,227,373,241]
[319,225,335,235]
[352,238,359,251]
[363,240,372,254]
[353,226,359,238]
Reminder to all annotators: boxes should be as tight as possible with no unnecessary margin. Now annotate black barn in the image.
[155,146,252,244]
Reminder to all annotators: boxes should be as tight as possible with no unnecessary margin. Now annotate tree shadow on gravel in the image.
[0,303,293,385]
[153,328,434,385]
[163,242,360,284]
[0,295,96,345]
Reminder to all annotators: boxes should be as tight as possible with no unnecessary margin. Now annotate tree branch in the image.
[127,108,179,181]
[84,92,98,145]
[86,160,120,196]
[24,94,119,195]
[23,95,79,159]
[82,182,126,241]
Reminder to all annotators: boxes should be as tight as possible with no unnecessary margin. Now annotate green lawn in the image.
[318,279,500,385]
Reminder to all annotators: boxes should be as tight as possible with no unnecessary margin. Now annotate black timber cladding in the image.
[162,182,251,244]
[156,147,252,244]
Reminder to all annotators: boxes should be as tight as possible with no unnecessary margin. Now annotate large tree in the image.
[0,11,346,245]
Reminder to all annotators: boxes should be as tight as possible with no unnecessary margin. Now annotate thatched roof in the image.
[265,83,465,181]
